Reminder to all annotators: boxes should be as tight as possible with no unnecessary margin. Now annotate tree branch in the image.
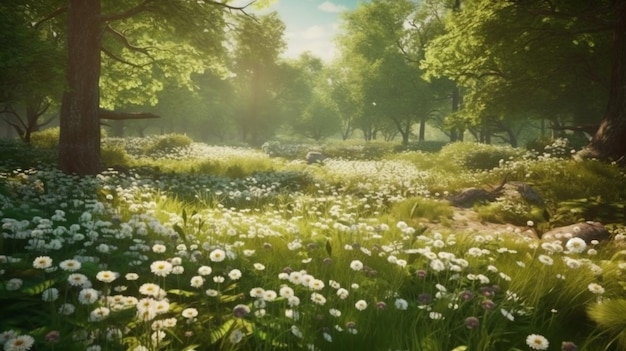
[99,109,160,120]
[105,25,151,55]
[33,6,68,29]
[99,0,156,22]
[101,47,151,68]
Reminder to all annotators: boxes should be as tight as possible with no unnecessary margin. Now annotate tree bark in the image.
[58,0,103,175]
[580,3,626,163]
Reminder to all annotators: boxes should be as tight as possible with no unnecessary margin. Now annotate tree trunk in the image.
[58,0,103,175]
[581,3,626,163]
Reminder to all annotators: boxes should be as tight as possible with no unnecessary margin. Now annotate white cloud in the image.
[283,24,339,62]
[318,1,347,13]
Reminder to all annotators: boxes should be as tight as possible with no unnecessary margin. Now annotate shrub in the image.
[30,127,60,149]
[101,145,131,168]
[393,140,448,153]
[439,142,523,171]
[144,133,193,154]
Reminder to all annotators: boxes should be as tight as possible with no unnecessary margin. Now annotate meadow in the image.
[1,134,626,351]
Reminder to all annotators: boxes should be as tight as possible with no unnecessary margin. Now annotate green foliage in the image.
[29,127,60,150]
[144,133,193,154]
[389,196,454,224]
[101,145,131,168]
[439,142,523,171]
[394,140,448,153]
[587,299,626,349]
[323,140,396,160]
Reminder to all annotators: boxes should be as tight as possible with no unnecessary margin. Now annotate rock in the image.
[306,151,325,164]
[541,221,610,243]
[448,188,494,208]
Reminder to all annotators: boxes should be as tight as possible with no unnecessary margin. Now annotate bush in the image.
[393,140,448,153]
[101,145,131,168]
[439,142,523,171]
[30,127,60,149]
[144,133,193,154]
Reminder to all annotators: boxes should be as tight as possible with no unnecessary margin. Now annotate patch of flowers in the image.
[1,142,625,351]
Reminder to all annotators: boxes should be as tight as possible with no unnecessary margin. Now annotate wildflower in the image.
[58,303,76,315]
[526,334,549,350]
[279,286,294,298]
[45,330,60,343]
[253,263,265,270]
[538,255,554,266]
[213,275,225,283]
[206,289,219,297]
[329,308,341,317]
[139,283,161,297]
[4,334,35,351]
[350,260,363,271]
[33,256,53,269]
[6,278,23,291]
[561,341,578,351]
[323,331,332,342]
[78,288,99,304]
[254,309,266,318]
[67,273,90,287]
[587,283,605,295]
[150,260,173,277]
[309,279,325,291]
[376,301,386,310]
[263,290,277,302]
[125,273,139,280]
[228,269,241,280]
[565,237,587,253]
[355,300,368,311]
[500,308,515,321]
[89,307,111,322]
[430,259,446,272]
[288,296,301,307]
[229,329,244,344]
[152,244,166,253]
[182,308,198,319]
[336,288,349,299]
[209,249,226,262]
[42,288,59,302]
[198,265,212,276]
[429,312,443,320]
[395,298,408,310]
[190,276,204,288]
[250,287,265,298]
[59,259,81,272]
[96,270,118,283]
[233,304,251,318]
[311,292,327,305]
[464,316,480,329]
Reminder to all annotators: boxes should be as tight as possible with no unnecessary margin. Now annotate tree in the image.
[26,0,252,175]
[0,3,64,143]
[337,0,441,144]
[421,0,614,147]
[229,12,287,145]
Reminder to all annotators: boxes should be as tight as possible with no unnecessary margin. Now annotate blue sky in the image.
[236,0,362,61]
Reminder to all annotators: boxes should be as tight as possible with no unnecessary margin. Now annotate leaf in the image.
[210,319,235,344]
[167,289,197,297]
[173,224,187,243]
[23,279,56,296]
[182,208,188,225]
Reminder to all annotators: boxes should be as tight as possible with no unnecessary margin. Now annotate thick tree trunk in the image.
[58,0,103,175]
[581,3,626,163]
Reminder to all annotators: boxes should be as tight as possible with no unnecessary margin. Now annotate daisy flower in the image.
[355,300,368,311]
[181,308,198,319]
[4,335,35,351]
[526,334,549,350]
[33,256,53,269]
[588,283,605,295]
[96,270,118,283]
[565,237,587,253]
[209,249,226,262]
[150,260,173,277]
[59,259,82,272]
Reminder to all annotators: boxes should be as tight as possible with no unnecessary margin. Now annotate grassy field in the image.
[1,135,625,351]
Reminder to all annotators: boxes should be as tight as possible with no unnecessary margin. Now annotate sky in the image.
[235,0,362,62]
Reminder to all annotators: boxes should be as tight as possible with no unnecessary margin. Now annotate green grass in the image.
[1,137,625,351]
